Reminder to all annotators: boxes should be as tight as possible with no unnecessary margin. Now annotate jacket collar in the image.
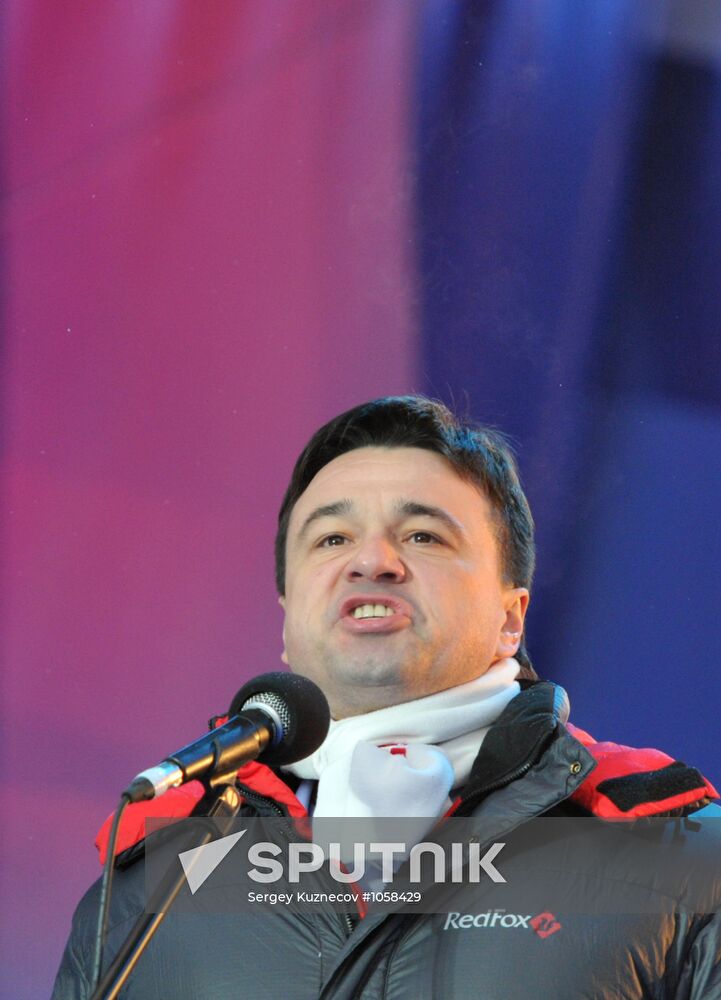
[463,681,568,797]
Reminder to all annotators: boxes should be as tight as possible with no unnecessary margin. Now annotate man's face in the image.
[280,447,528,718]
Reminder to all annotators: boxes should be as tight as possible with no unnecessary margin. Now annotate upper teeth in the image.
[352,603,394,619]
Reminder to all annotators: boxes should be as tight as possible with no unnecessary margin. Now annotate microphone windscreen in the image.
[228,671,330,766]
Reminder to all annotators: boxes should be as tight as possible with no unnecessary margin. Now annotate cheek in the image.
[284,572,329,627]
[436,563,486,603]
[282,612,309,659]
[454,576,505,628]
[290,562,338,602]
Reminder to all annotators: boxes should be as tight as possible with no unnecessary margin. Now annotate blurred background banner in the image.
[2,2,719,996]
[416,1,721,759]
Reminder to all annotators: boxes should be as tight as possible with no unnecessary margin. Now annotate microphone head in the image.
[228,671,330,766]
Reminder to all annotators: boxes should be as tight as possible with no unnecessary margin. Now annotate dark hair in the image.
[275,396,537,676]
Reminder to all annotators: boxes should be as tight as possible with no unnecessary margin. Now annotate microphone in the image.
[123,672,330,803]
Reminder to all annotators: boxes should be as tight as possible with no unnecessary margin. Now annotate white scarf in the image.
[284,658,521,823]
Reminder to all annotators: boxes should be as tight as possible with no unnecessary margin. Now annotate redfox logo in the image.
[443,910,562,937]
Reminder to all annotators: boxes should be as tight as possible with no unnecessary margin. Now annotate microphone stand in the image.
[89,780,243,1000]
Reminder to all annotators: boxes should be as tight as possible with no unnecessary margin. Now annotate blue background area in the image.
[416,0,720,775]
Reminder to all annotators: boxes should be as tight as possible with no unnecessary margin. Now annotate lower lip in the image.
[339,613,411,634]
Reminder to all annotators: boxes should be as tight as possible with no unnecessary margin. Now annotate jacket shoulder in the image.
[566,722,718,819]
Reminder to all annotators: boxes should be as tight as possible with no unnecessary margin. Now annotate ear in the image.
[278,595,289,665]
[494,588,529,660]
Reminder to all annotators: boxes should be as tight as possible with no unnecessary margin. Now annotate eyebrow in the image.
[295,499,354,544]
[395,500,465,542]
[295,497,466,546]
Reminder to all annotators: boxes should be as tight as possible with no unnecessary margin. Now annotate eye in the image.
[407,530,441,544]
[318,534,348,547]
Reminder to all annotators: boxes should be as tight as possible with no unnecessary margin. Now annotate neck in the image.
[326,668,502,720]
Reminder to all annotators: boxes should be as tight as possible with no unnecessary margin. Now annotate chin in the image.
[340,660,408,688]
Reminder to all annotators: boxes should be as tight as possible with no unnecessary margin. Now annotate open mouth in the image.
[349,603,396,620]
[339,596,413,632]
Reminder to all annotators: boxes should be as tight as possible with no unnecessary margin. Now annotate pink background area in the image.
[2,3,417,995]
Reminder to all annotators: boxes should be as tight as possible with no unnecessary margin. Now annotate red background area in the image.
[2,4,416,995]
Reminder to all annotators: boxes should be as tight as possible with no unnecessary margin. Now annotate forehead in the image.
[288,446,493,530]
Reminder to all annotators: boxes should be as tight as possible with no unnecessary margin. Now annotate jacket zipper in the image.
[234,784,288,817]
[235,783,359,938]
[454,728,556,815]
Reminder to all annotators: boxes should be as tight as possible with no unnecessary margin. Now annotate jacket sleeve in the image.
[51,932,92,1000]
[50,879,102,1000]
[674,910,721,1000]
[673,802,721,999]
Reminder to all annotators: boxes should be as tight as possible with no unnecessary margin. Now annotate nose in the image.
[346,535,406,583]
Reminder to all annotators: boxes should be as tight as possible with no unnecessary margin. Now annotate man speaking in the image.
[53,396,721,998]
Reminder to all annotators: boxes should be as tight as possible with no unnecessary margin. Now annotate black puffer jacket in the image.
[52,683,721,999]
